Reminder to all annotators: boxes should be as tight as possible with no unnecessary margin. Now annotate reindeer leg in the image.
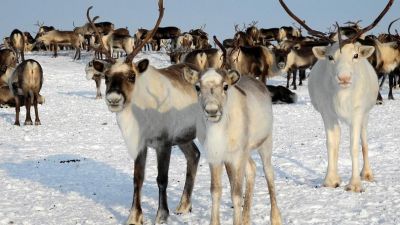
[24,94,33,125]
[242,158,256,225]
[345,115,364,192]
[126,148,147,225]
[210,163,223,225]
[322,114,341,188]
[95,77,102,99]
[286,71,291,88]
[21,50,25,61]
[258,137,282,225]
[360,115,373,181]
[388,73,394,100]
[14,96,21,126]
[175,141,200,214]
[292,69,297,90]
[33,93,41,125]
[155,144,172,224]
[53,44,58,58]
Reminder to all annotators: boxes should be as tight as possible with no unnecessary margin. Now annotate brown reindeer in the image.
[10,29,25,62]
[4,59,44,125]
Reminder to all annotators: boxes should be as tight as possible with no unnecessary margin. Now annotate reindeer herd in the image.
[0,0,400,224]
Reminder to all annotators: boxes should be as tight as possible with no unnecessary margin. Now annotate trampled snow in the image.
[0,51,399,225]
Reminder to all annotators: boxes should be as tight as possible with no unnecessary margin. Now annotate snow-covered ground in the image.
[0,51,399,225]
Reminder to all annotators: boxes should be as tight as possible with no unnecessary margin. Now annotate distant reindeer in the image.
[10,29,25,62]
[4,59,44,125]
[35,30,84,60]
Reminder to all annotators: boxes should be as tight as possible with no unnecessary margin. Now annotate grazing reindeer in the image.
[280,0,393,192]
[87,1,206,224]
[183,68,282,225]
[168,48,223,71]
[35,30,84,60]
[10,29,25,62]
[4,59,44,125]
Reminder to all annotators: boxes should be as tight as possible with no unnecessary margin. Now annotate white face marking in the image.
[105,92,125,112]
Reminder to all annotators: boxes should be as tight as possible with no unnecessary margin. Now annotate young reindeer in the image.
[280,0,393,192]
[183,68,282,225]
[4,59,44,125]
[87,1,206,224]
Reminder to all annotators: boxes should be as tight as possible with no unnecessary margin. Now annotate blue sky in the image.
[1,0,399,41]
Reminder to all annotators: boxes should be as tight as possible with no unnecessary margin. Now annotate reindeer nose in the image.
[106,93,122,104]
[205,104,219,116]
[338,74,351,84]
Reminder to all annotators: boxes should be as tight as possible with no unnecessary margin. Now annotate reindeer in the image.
[183,68,282,225]
[87,1,207,224]
[35,30,84,60]
[0,49,17,70]
[280,0,393,192]
[215,36,281,84]
[168,48,223,71]
[3,59,44,125]
[10,29,25,62]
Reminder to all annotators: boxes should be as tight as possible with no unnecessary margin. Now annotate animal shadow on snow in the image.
[0,111,16,124]
[58,91,97,100]
[0,154,160,223]
[272,154,324,187]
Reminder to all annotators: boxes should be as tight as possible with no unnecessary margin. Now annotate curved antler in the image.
[388,17,400,36]
[86,6,115,63]
[342,0,394,45]
[125,0,164,63]
[278,0,330,42]
[213,36,227,69]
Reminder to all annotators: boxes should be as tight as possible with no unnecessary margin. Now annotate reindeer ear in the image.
[312,46,327,59]
[137,59,149,73]
[359,46,375,58]
[183,66,199,84]
[227,70,241,85]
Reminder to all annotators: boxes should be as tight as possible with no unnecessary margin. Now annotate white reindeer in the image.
[279,0,393,192]
[183,68,282,225]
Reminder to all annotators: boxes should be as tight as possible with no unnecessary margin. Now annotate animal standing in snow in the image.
[4,59,44,125]
[10,29,25,62]
[183,68,281,225]
[280,0,393,192]
[87,1,207,224]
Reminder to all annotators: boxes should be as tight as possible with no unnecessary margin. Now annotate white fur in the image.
[308,42,378,191]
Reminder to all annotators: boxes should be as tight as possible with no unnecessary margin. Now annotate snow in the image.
[1,51,399,225]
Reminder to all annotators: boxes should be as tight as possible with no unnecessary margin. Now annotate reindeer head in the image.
[183,68,240,122]
[87,0,164,112]
[279,0,393,88]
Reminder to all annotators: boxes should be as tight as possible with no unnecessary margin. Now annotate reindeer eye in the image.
[353,54,358,59]
[128,75,135,83]
[195,84,201,92]
[223,84,229,91]
[328,55,334,61]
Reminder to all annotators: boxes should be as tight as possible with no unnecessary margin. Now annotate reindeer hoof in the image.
[360,170,374,182]
[24,120,33,125]
[175,203,192,215]
[155,209,169,224]
[323,175,341,188]
[126,210,143,225]
[95,95,102,100]
[345,182,364,192]
[35,120,41,126]
[14,121,20,126]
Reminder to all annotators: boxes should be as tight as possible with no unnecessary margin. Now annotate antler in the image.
[125,0,164,63]
[341,0,394,45]
[213,36,227,69]
[86,6,116,63]
[388,17,400,36]
[35,21,44,28]
[278,0,330,42]
[344,20,362,27]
